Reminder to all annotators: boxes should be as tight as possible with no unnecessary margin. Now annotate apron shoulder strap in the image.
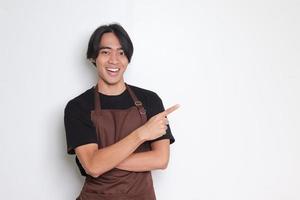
[94,83,147,122]
[125,83,147,122]
[93,84,101,113]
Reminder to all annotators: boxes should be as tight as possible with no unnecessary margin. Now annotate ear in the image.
[89,58,96,64]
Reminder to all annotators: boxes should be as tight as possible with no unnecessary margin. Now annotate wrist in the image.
[135,127,147,143]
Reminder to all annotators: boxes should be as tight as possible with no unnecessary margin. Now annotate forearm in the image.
[116,151,165,172]
[116,139,170,172]
[79,128,146,177]
[77,106,176,177]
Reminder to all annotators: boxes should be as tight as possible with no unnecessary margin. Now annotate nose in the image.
[108,51,119,64]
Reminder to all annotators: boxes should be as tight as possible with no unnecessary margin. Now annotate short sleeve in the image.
[64,100,98,154]
[146,93,175,144]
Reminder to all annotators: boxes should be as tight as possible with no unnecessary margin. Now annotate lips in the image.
[106,67,120,76]
[107,67,120,72]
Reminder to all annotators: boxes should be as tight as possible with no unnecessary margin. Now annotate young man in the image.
[64,23,179,200]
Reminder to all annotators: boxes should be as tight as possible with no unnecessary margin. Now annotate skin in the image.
[75,32,179,178]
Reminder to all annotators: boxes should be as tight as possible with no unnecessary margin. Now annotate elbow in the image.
[160,161,169,170]
[154,150,170,170]
[85,165,104,178]
[157,159,169,170]
[87,170,101,178]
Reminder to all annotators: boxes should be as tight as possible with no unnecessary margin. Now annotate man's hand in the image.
[76,104,179,177]
[138,104,180,141]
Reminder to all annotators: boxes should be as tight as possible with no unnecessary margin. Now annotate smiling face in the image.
[95,32,129,90]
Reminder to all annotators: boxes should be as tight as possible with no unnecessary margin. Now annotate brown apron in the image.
[77,84,156,200]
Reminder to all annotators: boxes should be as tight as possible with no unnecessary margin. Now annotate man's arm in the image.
[75,104,179,178]
[75,129,145,178]
[115,139,170,172]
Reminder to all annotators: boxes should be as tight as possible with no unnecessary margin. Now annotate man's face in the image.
[95,32,129,86]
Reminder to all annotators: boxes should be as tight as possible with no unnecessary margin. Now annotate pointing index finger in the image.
[164,104,180,116]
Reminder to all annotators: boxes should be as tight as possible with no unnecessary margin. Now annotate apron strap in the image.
[94,84,101,113]
[125,83,147,123]
[93,83,147,122]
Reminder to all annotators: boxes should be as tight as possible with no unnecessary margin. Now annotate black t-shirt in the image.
[64,84,175,176]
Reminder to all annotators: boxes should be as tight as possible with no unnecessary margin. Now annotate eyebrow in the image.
[99,46,123,50]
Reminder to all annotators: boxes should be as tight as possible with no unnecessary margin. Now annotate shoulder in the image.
[64,87,94,115]
[128,84,162,102]
[128,84,164,117]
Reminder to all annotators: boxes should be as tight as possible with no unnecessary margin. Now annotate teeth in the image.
[107,68,119,72]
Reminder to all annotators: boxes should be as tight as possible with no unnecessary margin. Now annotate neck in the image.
[97,79,126,95]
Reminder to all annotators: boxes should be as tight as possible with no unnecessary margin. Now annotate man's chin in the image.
[100,78,124,86]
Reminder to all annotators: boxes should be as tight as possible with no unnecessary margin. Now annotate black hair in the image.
[86,23,134,66]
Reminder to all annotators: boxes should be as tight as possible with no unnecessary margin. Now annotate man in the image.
[64,23,179,200]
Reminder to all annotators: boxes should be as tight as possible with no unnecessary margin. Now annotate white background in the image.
[1,0,300,199]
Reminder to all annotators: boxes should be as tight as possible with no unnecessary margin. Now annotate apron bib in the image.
[77,84,156,200]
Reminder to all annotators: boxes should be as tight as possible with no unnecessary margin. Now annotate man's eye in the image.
[119,51,125,56]
[100,50,109,55]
